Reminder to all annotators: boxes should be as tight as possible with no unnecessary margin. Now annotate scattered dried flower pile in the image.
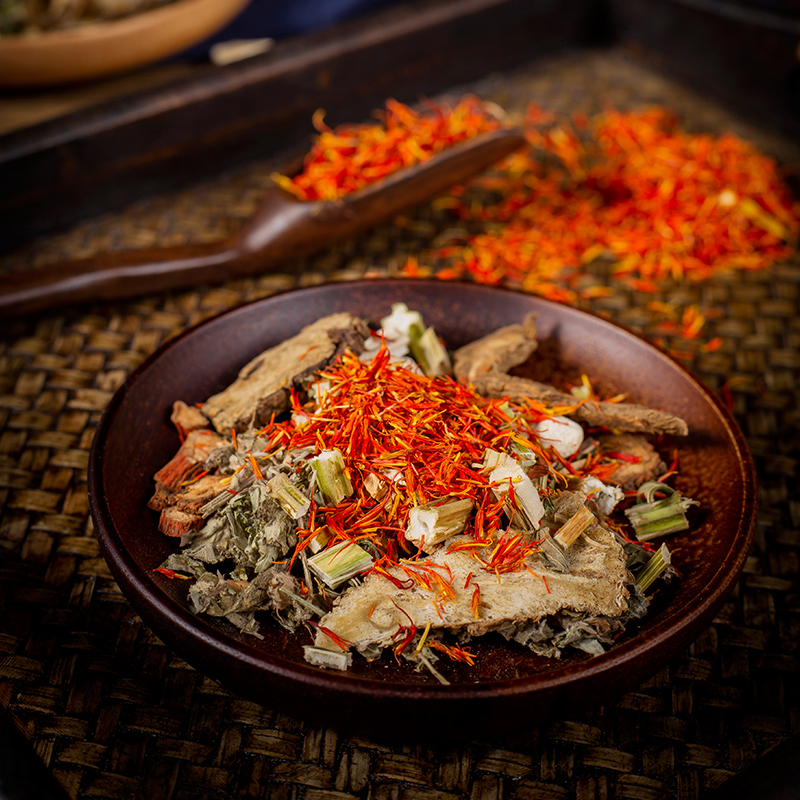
[272,97,500,202]
[272,97,797,358]
[403,105,799,302]
[278,346,552,571]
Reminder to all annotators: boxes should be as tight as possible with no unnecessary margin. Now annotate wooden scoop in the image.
[0,128,526,317]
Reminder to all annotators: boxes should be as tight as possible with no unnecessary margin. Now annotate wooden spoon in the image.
[0,128,525,317]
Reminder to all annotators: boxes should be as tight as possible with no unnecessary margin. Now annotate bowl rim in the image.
[0,0,248,46]
[88,279,757,703]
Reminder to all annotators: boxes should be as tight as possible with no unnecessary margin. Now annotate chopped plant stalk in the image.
[268,473,311,519]
[303,646,353,670]
[311,449,353,505]
[637,481,679,503]
[308,541,374,588]
[278,587,327,617]
[308,527,332,553]
[636,544,672,591]
[537,533,570,573]
[405,497,474,552]
[409,326,452,377]
[299,550,314,596]
[200,488,236,518]
[490,462,545,530]
[625,488,698,541]
[415,650,450,685]
[553,506,596,549]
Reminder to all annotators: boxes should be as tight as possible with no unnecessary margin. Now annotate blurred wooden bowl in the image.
[0,0,251,87]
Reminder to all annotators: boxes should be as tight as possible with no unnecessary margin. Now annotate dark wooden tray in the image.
[4,0,799,253]
[0,0,592,250]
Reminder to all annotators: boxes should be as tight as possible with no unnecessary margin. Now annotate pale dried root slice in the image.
[203,313,368,434]
[489,460,545,530]
[313,525,629,655]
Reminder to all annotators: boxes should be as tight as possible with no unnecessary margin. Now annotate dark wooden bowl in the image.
[88,280,756,739]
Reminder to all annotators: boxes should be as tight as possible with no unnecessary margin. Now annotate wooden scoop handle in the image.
[0,128,526,318]
[0,190,303,319]
[0,241,239,318]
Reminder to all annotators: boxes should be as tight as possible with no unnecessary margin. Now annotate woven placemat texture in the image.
[1,49,799,800]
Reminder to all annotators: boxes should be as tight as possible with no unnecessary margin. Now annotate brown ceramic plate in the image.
[89,280,756,738]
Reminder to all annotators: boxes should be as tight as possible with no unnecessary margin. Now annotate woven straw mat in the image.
[1,49,799,800]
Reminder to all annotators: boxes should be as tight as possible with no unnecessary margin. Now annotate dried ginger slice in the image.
[452,318,687,436]
[314,525,629,655]
[453,314,539,382]
[470,373,689,437]
[203,313,368,434]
